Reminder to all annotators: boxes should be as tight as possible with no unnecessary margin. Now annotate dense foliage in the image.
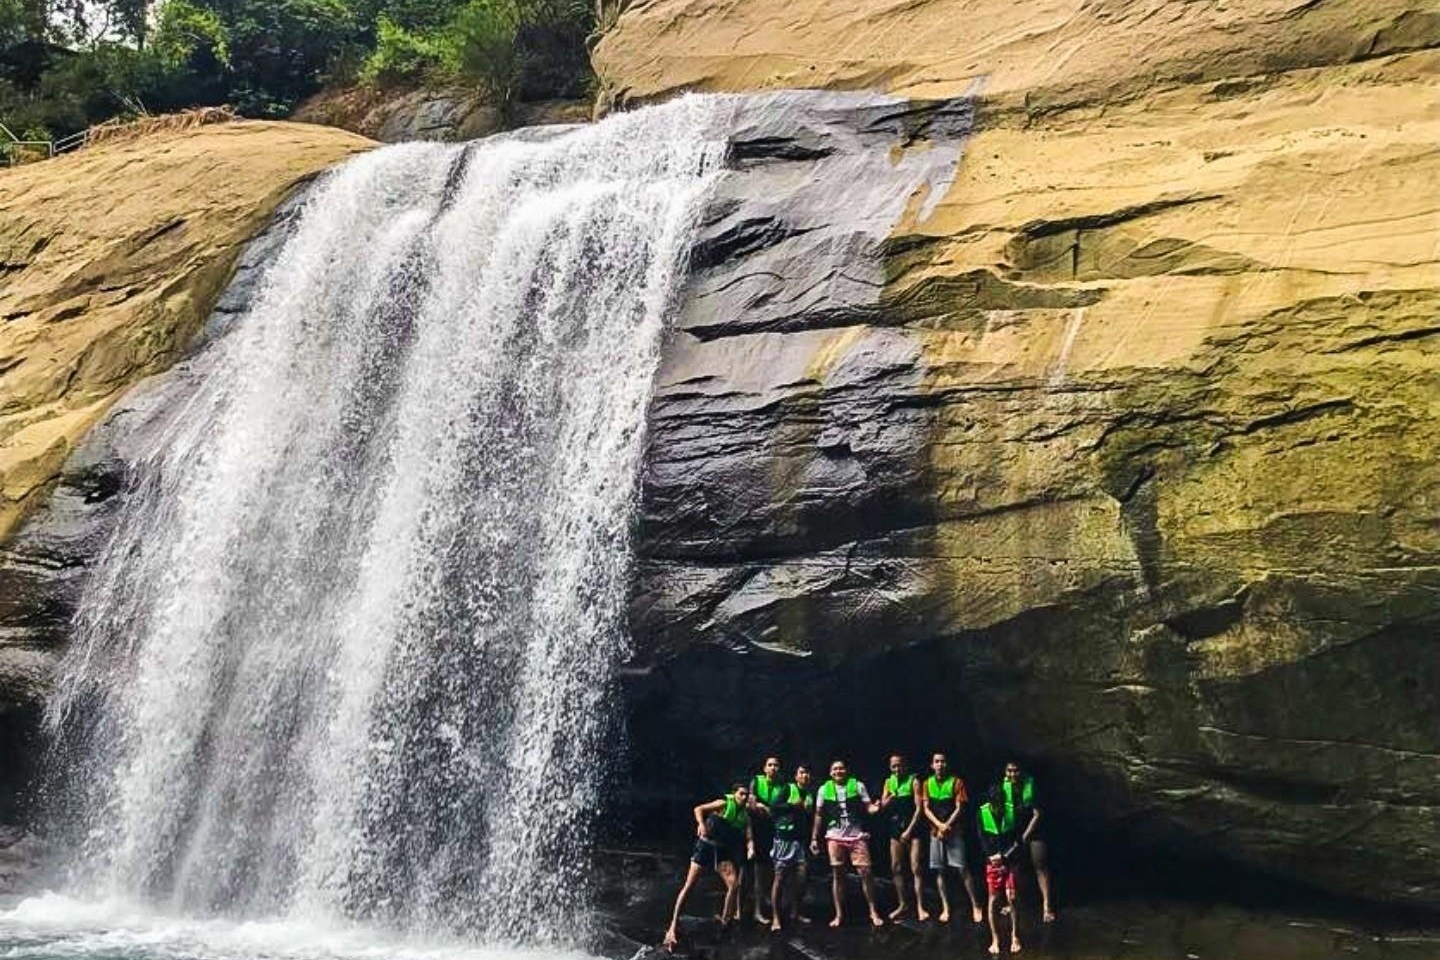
[0,0,594,144]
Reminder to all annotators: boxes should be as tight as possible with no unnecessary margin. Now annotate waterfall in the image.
[41,96,727,944]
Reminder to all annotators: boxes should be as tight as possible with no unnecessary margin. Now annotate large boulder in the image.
[604,0,1440,911]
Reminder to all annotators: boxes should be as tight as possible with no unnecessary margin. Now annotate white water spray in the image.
[40,96,727,945]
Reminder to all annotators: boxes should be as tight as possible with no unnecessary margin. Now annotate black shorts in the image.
[692,839,739,871]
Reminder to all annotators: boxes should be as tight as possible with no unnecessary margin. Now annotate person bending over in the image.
[978,785,1023,954]
[663,783,755,950]
[1003,760,1054,922]
[747,756,784,924]
[922,752,983,923]
[810,759,884,928]
[766,764,814,931]
[879,753,927,920]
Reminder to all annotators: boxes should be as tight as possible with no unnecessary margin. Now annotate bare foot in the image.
[1011,938,1023,953]
[1043,909,1056,923]
[938,910,950,924]
[888,904,906,920]
[870,912,885,927]
[663,929,678,951]
[829,916,843,929]
[755,913,771,926]
[770,918,782,933]
[988,942,1001,956]
[971,906,984,924]
[917,907,931,922]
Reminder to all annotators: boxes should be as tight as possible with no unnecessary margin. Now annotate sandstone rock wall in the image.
[291,85,589,143]
[0,122,372,541]
[604,0,1440,909]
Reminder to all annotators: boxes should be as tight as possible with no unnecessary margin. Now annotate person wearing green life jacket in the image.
[663,782,755,950]
[921,752,984,924]
[978,784,1024,955]
[809,759,884,928]
[879,753,927,921]
[1003,760,1054,922]
[746,756,784,924]
[765,764,814,932]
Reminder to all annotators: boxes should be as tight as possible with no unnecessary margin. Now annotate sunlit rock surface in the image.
[0,122,372,540]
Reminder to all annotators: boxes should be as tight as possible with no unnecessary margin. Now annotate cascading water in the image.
[35,95,728,947]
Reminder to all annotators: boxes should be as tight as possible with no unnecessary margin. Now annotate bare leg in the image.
[794,861,810,923]
[664,863,705,948]
[770,865,787,932]
[1035,862,1054,921]
[720,863,740,928]
[755,861,772,924]
[910,840,928,921]
[986,890,1001,955]
[829,865,845,928]
[962,867,984,923]
[887,840,909,919]
[858,866,884,926]
[936,869,952,923]
[1008,885,1023,952]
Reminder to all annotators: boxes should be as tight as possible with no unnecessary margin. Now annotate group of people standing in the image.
[663,754,1055,956]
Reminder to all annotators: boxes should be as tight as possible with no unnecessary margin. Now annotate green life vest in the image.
[979,802,1013,835]
[773,783,811,837]
[926,775,957,801]
[885,773,916,797]
[1002,777,1035,823]
[817,777,861,829]
[720,793,749,832]
[752,774,783,805]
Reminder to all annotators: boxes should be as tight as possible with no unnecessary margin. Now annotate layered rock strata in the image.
[612,18,1440,909]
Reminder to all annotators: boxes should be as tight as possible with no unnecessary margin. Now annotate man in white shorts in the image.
[922,752,983,923]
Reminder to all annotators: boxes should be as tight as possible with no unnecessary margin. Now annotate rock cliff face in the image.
[0,121,372,541]
[291,85,589,143]
[602,0,1440,910]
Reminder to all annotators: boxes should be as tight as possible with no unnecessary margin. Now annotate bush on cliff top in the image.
[0,0,592,141]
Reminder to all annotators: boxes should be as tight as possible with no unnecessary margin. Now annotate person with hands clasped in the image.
[663,782,755,950]
[810,759,885,928]
[922,752,984,924]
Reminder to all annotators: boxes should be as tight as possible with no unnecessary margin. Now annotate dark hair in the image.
[731,781,749,793]
[795,764,810,774]
[932,752,947,763]
[988,784,1005,807]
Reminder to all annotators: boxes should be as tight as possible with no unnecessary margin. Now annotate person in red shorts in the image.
[977,785,1024,954]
